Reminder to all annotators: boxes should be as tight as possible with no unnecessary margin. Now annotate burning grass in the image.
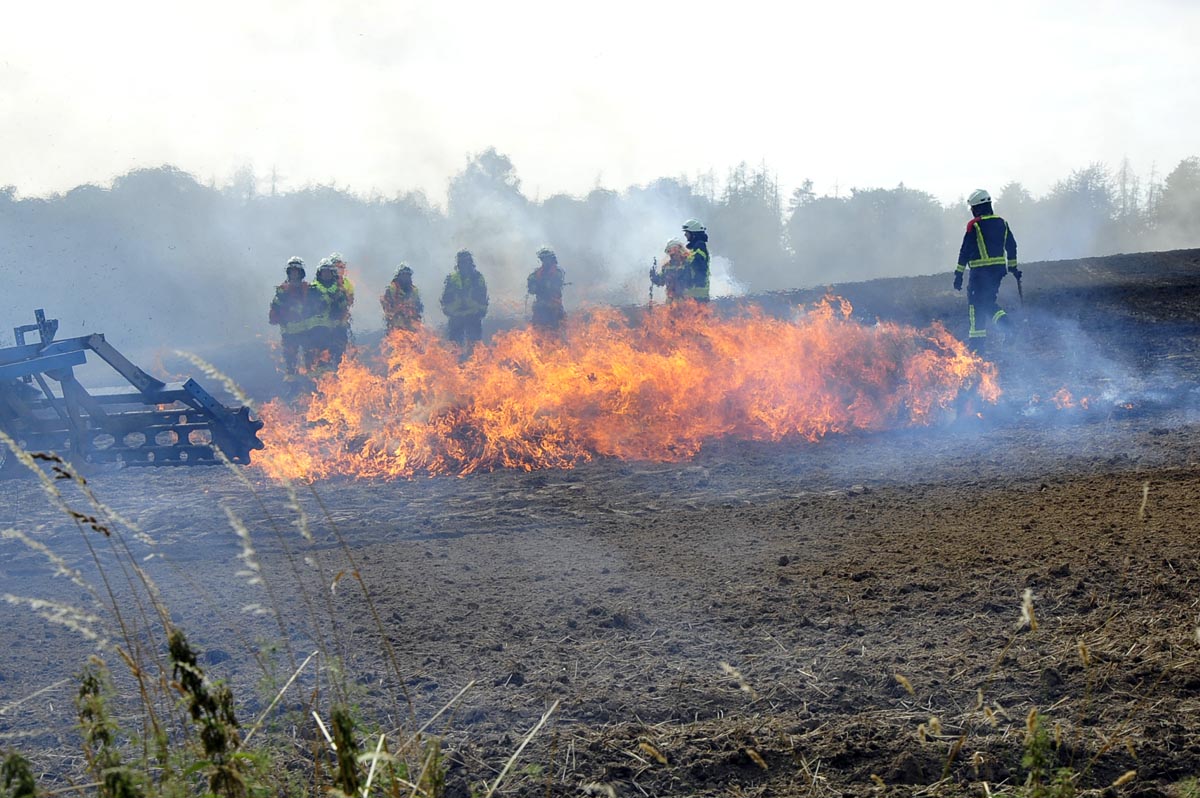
[257,300,999,480]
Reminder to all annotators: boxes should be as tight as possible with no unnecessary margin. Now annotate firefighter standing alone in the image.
[955,189,1021,353]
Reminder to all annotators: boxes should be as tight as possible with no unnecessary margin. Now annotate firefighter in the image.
[681,218,710,302]
[650,238,690,303]
[381,264,424,332]
[954,189,1021,354]
[328,251,356,339]
[527,246,566,331]
[268,256,315,377]
[310,258,352,368]
[440,249,489,350]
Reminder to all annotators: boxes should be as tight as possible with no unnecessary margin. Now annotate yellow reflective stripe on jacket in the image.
[969,216,1009,269]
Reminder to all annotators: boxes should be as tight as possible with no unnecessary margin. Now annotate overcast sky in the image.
[2,0,1197,207]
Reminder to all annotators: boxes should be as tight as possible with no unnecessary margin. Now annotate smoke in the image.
[1,155,1195,399]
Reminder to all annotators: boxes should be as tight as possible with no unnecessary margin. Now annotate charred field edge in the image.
[1,247,1199,798]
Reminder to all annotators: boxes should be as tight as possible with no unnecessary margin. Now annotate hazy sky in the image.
[2,0,1197,207]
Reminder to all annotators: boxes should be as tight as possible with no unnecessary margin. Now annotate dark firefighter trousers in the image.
[966,264,1010,350]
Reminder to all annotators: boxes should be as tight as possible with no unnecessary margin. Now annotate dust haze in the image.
[1,152,1197,376]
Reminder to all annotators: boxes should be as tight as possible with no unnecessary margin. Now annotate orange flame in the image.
[256,300,1000,481]
[1051,387,1073,408]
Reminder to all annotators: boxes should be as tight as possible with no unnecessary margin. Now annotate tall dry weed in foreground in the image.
[0,418,483,797]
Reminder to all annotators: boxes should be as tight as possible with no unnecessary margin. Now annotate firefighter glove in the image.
[649,267,658,280]
[1010,267,1023,281]
[953,272,963,291]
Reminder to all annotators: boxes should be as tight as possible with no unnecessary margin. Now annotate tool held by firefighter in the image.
[648,256,656,309]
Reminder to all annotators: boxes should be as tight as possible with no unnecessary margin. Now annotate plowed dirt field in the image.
[3,248,1200,797]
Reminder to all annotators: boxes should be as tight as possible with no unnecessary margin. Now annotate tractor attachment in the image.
[0,310,264,473]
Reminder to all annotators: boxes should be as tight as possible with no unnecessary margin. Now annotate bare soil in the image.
[3,248,1200,797]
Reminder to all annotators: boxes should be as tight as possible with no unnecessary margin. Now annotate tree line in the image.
[1,151,1197,349]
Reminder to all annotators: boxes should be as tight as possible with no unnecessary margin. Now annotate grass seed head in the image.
[1019,588,1038,631]
[1112,770,1137,788]
[638,741,668,765]
[744,747,768,770]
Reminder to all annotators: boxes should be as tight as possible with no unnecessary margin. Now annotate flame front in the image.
[256,300,999,481]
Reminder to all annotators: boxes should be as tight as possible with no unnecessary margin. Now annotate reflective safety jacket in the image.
[957,215,1018,274]
[651,254,690,302]
[381,282,424,331]
[311,279,351,328]
[440,268,489,319]
[684,244,710,301]
[527,265,565,310]
[269,281,316,334]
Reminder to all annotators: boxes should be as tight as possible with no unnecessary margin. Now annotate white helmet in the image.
[329,252,346,265]
[682,218,706,233]
[968,189,991,207]
[664,238,685,253]
[536,246,556,260]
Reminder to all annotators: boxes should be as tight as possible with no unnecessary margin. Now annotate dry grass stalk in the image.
[2,595,105,646]
[1,528,91,591]
[223,502,263,586]
[894,673,915,696]
[637,740,668,765]
[242,649,319,746]
[719,661,760,701]
[482,699,559,798]
[174,351,257,411]
[744,747,768,770]
[1019,588,1038,631]
[1112,770,1137,788]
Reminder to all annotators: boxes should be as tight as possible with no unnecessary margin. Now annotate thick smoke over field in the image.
[0,152,1197,360]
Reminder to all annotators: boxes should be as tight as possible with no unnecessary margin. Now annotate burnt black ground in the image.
[2,248,1200,797]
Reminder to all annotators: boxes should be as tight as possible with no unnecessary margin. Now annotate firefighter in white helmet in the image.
[955,190,1021,354]
[650,238,690,303]
[681,218,710,302]
[527,246,567,331]
[440,249,489,352]
[381,264,424,332]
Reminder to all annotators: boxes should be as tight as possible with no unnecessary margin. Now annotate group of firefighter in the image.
[267,217,713,378]
[269,192,1020,378]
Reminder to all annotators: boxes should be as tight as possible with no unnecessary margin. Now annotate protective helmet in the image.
[682,218,706,233]
[329,252,346,266]
[319,257,333,268]
[394,263,412,278]
[536,246,556,260]
[664,237,685,253]
[968,189,991,207]
[456,248,474,264]
[286,255,304,267]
